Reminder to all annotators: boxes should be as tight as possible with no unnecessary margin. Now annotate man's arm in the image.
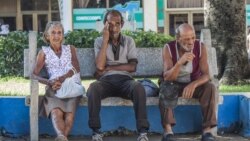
[105,61,137,73]
[95,22,110,71]
[190,43,210,87]
[162,45,182,81]
[182,43,210,98]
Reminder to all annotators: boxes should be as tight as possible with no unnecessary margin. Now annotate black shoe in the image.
[201,133,215,141]
[161,134,175,141]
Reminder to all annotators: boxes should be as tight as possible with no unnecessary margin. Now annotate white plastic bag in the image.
[55,76,85,99]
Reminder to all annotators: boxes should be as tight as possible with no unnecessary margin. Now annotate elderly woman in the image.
[32,21,83,141]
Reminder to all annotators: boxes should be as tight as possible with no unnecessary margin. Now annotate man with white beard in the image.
[159,23,217,141]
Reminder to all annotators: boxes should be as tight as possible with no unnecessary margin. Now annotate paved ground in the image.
[1,133,249,141]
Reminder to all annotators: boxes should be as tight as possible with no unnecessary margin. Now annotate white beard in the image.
[181,45,193,52]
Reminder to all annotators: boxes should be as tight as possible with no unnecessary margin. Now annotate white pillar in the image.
[58,0,73,33]
[29,31,39,141]
[143,0,158,32]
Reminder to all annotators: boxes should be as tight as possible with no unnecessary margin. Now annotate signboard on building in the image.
[73,8,105,29]
[73,1,143,30]
[73,1,164,30]
[246,5,250,27]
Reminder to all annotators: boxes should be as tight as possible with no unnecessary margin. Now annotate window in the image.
[23,15,33,31]
[0,17,16,32]
[167,0,203,8]
[73,0,142,8]
[51,0,59,10]
[21,0,49,11]
[169,14,188,36]
[38,15,48,32]
[247,0,250,4]
[52,13,60,21]
[73,0,101,8]
[193,13,204,38]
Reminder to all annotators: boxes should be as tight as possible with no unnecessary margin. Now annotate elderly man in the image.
[87,10,150,141]
[159,23,217,141]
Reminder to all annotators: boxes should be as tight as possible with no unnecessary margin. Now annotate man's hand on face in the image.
[177,52,195,65]
[182,82,197,98]
[103,21,110,43]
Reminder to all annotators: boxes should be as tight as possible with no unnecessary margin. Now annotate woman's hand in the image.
[58,75,66,83]
[51,80,62,90]
[48,78,62,90]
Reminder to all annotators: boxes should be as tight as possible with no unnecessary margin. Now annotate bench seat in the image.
[25,95,223,107]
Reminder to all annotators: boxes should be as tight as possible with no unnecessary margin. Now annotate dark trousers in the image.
[159,82,217,130]
[87,74,149,133]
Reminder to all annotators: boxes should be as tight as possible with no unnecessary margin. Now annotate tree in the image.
[204,0,248,85]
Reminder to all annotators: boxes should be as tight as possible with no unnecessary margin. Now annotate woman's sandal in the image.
[55,135,68,141]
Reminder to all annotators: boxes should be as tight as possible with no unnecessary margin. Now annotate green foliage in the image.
[37,32,48,47]
[64,30,174,48]
[0,31,29,77]
[65,30,101,48]
[122,30,175,47]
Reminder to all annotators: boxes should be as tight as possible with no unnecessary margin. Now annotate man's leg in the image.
[158,81,185,141]
[87,80,112,132]
[159,105,175,132]
[193,82,217,141]
[120,80,149,141]
[193,82,217,132]
[131,81,149,132]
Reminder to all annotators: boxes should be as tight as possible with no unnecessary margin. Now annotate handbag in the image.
[138,78,159,97]
[55,73,85,99]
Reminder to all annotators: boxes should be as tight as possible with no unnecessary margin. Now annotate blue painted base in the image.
[0,95,242,137]
[217,95,240,134]
[37,105,202,136]
[239,95,250,137]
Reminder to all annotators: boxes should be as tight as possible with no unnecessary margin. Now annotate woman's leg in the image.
[51,108,66,137]
[64,112,75,137]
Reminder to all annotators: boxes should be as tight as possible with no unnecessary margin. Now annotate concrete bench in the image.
[24,29,220,141]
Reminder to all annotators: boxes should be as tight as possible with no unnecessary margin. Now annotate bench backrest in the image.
[24,29,218,79]
[24,48,163,78]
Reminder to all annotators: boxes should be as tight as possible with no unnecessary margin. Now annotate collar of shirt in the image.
[108,33,125,47]
[109,34,125,60]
